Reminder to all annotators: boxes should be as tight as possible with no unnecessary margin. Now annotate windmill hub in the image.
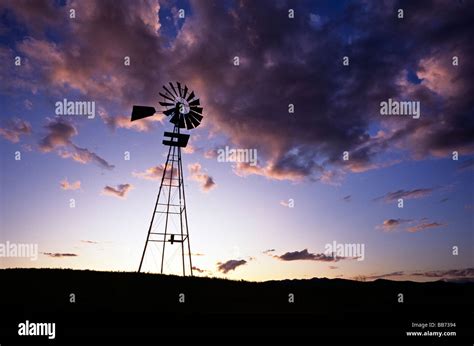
[176,99,190,114]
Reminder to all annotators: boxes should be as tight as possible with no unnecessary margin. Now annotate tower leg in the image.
[138,140,173,273]
[160,140,177,274]
[178,142,193,276]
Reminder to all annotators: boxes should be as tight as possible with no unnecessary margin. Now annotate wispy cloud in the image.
[39,118,114,170]
[192,266,211,275]
[60,178,81,191]
[360,268,474,281]
[358,271,406,280]
[102,184,133,199]
[0,118,32,143]
[182,144,196,154]
[458,159,474,172]
[279,200,292,207]
[377,218,444,233]
[101,111,164,132]
[275,249,347,262]
[412,268,474,279]
[80,240,98,244]
[407,222,445,233]
[24,99,33,110]
[59,145,114,170]
[204,149,218,159]
[38,118,76,152]
[132,164,177,181]
[188,163,216,192]
[42,252,78,258]
[374,188,435,203]
[377,218,412,232]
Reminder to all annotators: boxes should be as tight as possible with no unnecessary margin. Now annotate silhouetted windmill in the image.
[131,82,203,276]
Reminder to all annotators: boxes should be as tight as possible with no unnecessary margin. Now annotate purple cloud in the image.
[217,259,247,274]
[102,184,133,199]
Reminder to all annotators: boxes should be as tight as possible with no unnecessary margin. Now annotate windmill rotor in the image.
[132,82,203,131]
[158,82,203,130]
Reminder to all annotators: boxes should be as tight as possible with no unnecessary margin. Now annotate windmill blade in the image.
[159,92,175,103]
[159,101,175,107]
[184,115,194,130]
[177,82,183,97]
[183,85,188,99]
[163,108,175,117]
[178,114,186,128]
[170,113,180,125]
[186,91,195,102]
[162,85,175,98]
[187,113,202,128]
[189,98,200,106]
[169,82,179,97]
[188,110,203,122]
[189,106,203,114]
[131,105,156,121]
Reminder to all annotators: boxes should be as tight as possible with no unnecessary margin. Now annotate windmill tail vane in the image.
[131,82,203,276]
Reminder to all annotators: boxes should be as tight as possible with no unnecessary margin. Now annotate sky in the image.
[0,0,473,282]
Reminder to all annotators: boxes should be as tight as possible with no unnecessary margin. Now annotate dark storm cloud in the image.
[169,0,474,180]
[1,0,169,105]
[3,0,474,181]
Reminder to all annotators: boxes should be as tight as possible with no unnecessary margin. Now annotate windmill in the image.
[131,82,203,276]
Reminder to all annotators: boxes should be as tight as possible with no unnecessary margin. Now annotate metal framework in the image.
[138,125,193,276]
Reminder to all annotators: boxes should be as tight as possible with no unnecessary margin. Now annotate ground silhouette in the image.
[0,268,471,344]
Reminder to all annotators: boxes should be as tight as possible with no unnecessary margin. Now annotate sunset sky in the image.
[0,0,473,282]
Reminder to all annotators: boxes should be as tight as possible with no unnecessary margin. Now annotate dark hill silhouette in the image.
[0,268,471,344]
